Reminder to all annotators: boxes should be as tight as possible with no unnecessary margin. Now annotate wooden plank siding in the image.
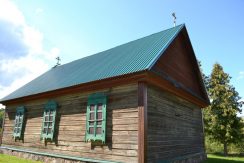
[147,85,205,162]
[2,84,139,163]
[138,82,148,163]
[151,30,207,101]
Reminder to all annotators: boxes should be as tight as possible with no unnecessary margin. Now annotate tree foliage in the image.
[0,109,4,134]
[0,109,4,127]
[198,60,209,89]
[204,63,243,156]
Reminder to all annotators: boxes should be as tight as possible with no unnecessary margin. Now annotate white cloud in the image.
[0,103,5,109]
[23,25,44,54]
[45,47,60,60]
[0,0,25,26]
[0,0,60,99]
[237,71,244,80]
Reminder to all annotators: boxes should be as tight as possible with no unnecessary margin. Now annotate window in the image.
[85,93,107,143]
[13,106,25,140]
[41,100,57,141]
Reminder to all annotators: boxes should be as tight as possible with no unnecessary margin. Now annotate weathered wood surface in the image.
[138,82,147,163]
[151,31,206,100]
[2,84,138,163]
[147,85,204,162]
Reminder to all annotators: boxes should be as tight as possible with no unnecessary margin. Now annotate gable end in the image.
[150,27,209,106]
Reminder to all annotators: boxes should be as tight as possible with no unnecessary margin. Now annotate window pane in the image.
[44,122,48,127]
[97,104,103,111]
[90,112,94,120]
[89,127,94,134]
[17,128,20,133]
[45,116,49,121]
[90,105,95,111]
[43,128,47,133]
[49,116,53,121]
[17,123,21,127]
[89,122,94,126]
[50,110,53,115]
[97,112,102,120]
[14,122,18,127]
[49,122,53,126]
[96,127,102,134]
[97,121,102,125]
[48,128,52,134]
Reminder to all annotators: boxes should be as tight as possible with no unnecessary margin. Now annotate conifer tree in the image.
[205,63,243,156]
[198,60,209,90]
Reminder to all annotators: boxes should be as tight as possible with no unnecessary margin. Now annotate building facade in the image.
[0,24,209,163]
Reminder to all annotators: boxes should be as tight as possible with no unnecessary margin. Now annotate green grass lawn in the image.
[203,154,244,163]
[0,153,244,163]
[0,154,42,163]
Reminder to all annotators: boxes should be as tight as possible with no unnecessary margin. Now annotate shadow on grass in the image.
[203,158,244,163]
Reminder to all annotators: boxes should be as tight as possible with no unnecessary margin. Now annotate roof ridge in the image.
[0,24,186,102]
[55,24,185,69]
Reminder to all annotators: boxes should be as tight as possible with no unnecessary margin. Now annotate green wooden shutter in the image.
[85,93,107,143]
[86,104,95,141]
[41,110,48,139]
[13,106,25,140]
[41,100,57,141]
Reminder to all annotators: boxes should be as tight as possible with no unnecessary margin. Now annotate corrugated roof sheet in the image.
[1,24,184,101]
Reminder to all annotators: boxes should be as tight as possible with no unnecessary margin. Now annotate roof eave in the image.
[2,70,209,108]
[146,71,209,108]
[0,71,148,105]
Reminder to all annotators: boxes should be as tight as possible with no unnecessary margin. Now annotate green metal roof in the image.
[1,24,184,102]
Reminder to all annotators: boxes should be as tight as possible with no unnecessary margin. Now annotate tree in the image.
[204,63,243,156]
[197,60,209,89]
[198,60,214,153]
[0,109,4,133]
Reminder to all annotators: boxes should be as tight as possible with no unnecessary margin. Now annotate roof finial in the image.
[53,56,61,68]
[172,12,176,27]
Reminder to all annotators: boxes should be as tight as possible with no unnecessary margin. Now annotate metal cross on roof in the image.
[53,57,61,68]
[56,57,61,65]
[172,12,176,27]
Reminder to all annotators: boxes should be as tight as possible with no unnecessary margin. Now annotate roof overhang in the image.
[145,71,210,108]
[0,71,147,105]
[1,71,209,108]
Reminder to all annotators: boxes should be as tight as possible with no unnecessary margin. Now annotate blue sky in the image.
[0,0,243,115]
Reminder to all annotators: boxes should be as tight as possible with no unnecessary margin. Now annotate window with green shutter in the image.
[41,100,57,141]
[13,106,25,140]
[85,93,107,144]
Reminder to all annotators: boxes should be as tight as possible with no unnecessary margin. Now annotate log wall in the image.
[2,84,138,163]
[151,31,206,99]
[147,85,205,162]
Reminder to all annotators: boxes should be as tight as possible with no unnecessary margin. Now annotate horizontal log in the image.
[2,84,139,161]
